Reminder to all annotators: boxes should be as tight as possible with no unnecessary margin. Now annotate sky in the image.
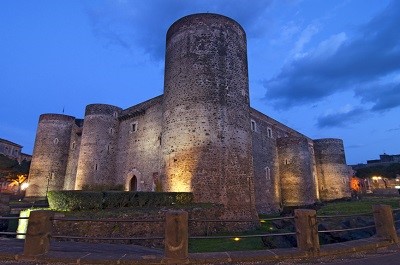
[1,0,399,165]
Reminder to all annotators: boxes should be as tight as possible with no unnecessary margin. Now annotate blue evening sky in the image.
[1,0,399,165]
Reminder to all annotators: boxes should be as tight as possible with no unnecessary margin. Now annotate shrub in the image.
[48,191,193,211]
[102,191,132,208]
[48,190,103,211]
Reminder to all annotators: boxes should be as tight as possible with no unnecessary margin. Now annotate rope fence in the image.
[1,203,399,259]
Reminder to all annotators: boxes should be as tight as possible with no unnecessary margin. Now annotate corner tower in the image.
[75,104,121,190]
[277,137,318,206]
[313,138,351,200]
[161,13,258,222]
[26,114,75,198]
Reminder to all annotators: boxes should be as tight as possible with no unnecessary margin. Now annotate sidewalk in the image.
[0,236,398,264]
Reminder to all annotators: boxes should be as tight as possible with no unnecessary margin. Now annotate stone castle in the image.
[26,13,351,219]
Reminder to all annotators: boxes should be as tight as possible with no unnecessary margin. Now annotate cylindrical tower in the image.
[75,104,121,190]
[26,114,75,198]
[277,137,317,206]
[313,138,351,200]
[63,119,83,190]
[161,13,258,222]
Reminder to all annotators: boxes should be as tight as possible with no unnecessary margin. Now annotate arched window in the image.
[130,175,138,191]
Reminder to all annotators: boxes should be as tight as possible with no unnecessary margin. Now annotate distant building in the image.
[351,153,400,169]
[0,138,31,163]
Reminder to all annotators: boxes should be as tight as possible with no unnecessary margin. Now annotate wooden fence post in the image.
[294,209,320,254]
[23,210,54,256]
[373,204,399,243]
[164,210,188,263]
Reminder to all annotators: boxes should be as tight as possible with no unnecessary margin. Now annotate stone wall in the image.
[313,138,351,200]
[161,13,258,223]
[27,114,75,197]
[63,120,83,190]
[250,109,314,213]
[250,110,280,213]
[52,206,225,248]
[116,96,164,191]
[277,137,317,206]
[75,104,122,190]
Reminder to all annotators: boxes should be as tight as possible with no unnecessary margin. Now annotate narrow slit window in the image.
[267,127,273,138]
[265,166,271,181]
[251,120,256,132]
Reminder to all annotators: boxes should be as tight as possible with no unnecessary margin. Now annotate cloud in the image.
[316,107,367,128]
[264,0,400,110]
[355,82,400,112]
[84,0,273,61]
[292,23,320,59]
[387,126,400,132]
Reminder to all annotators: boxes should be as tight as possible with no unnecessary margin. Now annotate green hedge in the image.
[47,190,103,211]
[48,191,193,211]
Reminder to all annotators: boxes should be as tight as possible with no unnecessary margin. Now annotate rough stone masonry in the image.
[26,13,351,225]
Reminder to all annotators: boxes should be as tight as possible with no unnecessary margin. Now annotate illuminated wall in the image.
[161,13,258,221]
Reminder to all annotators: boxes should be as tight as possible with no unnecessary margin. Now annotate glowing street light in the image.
[20,182,29,190]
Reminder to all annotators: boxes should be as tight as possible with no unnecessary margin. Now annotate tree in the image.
[0,154,30,193]
[355,163,400,179]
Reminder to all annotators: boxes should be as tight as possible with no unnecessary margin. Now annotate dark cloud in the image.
[84,0,273,61]
[316,107,367,128]
[355,83,400,112]
[264,0,400,110]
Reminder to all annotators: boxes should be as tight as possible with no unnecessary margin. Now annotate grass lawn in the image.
[316,196,400,215]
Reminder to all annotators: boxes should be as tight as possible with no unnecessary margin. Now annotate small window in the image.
[113,111,118,118]
[53,138,59,144]
[71,141,76,150]
[265,166,271,181]
[107,144,111,154]
[94,163,98,171]
[108,127,114,135]
[285,159,289,165]
[130,122,138,133]
[267,127,273,138]
[251,120,256,132]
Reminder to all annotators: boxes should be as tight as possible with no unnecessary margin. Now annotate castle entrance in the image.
[130,175,138,191]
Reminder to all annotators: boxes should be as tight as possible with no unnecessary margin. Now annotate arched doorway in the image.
[130,175,138,191]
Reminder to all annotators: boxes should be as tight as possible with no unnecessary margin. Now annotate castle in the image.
[26,13,351,220]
